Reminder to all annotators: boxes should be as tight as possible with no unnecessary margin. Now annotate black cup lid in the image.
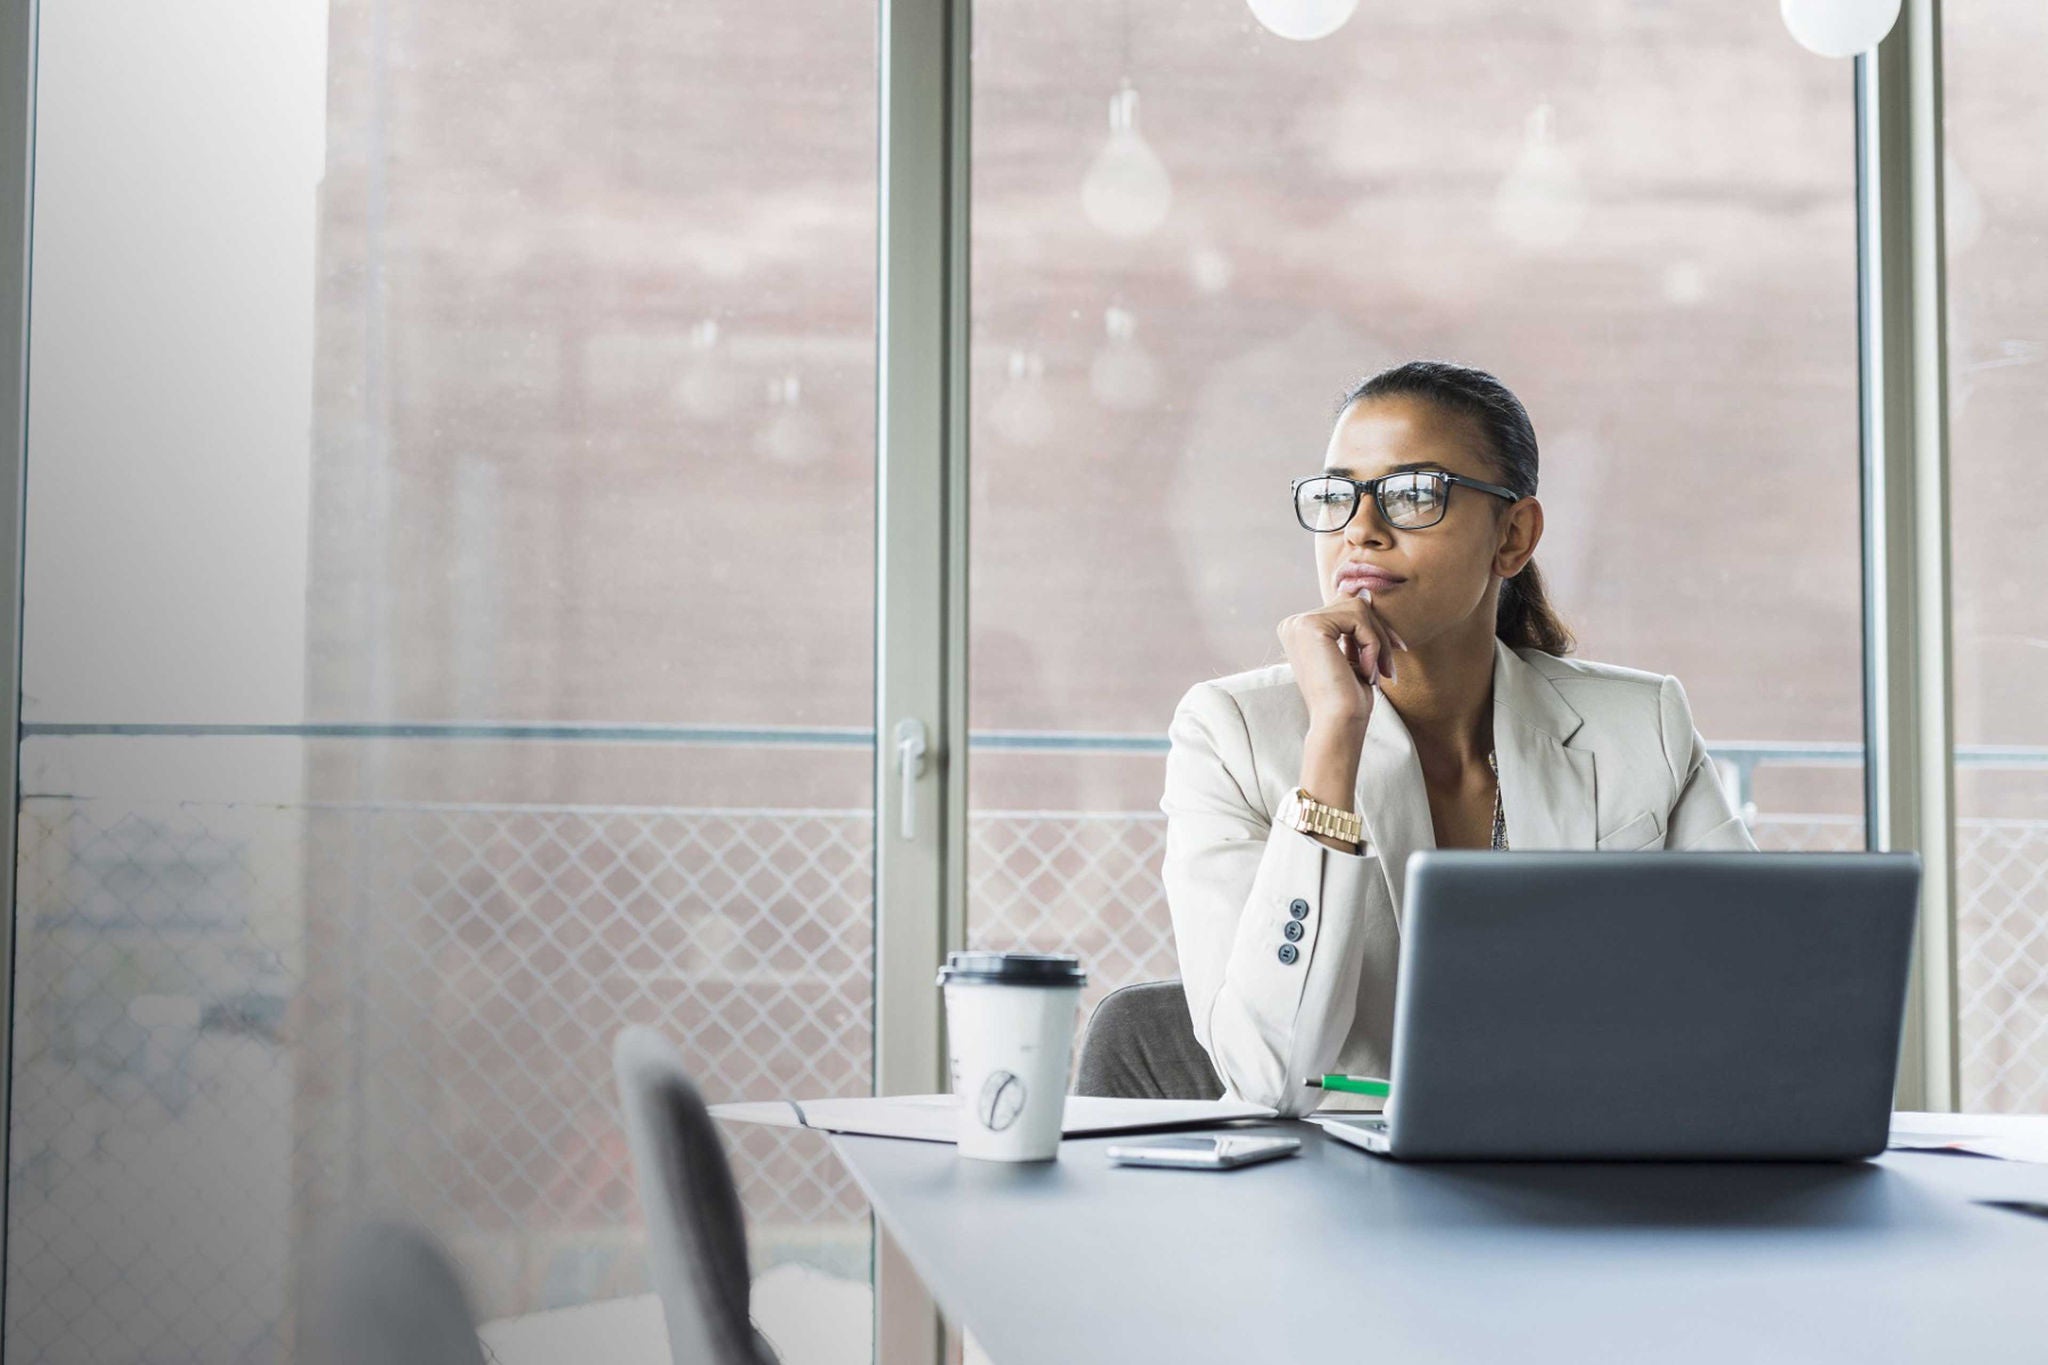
[936,950,1087,988]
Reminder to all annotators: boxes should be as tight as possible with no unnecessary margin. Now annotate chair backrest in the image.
[1073,979,1224,1101]
[613,1026,778,1365]
[303,1220,486,1365]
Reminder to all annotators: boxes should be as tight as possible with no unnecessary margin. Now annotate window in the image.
[1942,0,2048,1113]
[964,1,1866,1012]
[8,3,879,1360]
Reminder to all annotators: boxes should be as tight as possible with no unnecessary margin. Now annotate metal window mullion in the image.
[1858,0,1958,1114]
[0,0,33,1342]
[875,2,966,1363]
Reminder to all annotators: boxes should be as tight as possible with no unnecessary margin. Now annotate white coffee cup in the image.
[937,950,1088,1161]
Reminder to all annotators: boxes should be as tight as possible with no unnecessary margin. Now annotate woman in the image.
[1159,360,1758,1117]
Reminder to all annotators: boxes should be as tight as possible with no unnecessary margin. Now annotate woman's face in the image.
[1312,395,1542,647]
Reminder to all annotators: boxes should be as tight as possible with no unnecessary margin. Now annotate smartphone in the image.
[1105,1134,1302,1170]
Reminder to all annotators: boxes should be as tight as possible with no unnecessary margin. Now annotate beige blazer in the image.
[1158,635,1759,1117]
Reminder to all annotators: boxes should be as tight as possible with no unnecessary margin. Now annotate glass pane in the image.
[965,4,1864,1016]
[9,3,879,1362]
[1943,0,2048,1114]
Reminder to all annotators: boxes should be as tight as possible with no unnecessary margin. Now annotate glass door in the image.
[6,2,881,1361]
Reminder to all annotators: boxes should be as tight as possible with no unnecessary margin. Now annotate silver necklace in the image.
[1487,749,1508,850]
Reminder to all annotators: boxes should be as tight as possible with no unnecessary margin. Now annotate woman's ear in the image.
[1494,497,1543,578]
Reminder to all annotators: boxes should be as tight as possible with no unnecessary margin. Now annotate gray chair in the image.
[303,1220,486,1365]
[1073,979,1224,1101]
[613,1026,780,1365]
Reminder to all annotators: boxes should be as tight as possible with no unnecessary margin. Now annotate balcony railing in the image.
[6,724,2045,1364]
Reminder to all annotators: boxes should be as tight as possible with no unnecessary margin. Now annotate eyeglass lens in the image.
[1296,473,1446,531]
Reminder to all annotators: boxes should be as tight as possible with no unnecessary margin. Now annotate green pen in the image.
[1304,1073,1390,1098]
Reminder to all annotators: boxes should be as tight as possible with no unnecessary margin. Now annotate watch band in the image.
[1283,786,1363,846]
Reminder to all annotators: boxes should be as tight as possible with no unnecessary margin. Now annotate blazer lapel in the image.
[1352,696,1434,925]
[1490,637,1597,851]
[1348,638,1597,926]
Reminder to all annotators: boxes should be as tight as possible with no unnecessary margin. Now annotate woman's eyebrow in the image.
[1323,460,1450,477]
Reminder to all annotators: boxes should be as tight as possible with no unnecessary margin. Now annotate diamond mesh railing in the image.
[6,786,2046,1364]
[7,798,875,1364]
[1956,819,2048,1113]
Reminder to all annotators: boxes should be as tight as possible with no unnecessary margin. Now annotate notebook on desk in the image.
[710,1094,1275,1143]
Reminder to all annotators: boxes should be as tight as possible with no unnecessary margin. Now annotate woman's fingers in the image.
[1355,591,1398,682]
[1339,629,1374,685]
[1354,624,1389,686]
[1351,589,1409,653]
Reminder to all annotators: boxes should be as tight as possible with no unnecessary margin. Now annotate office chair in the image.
[1073,979,1224,1101]
[613,1026,781,1365]
[303,1220,487,1365]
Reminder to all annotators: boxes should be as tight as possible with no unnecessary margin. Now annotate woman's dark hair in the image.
[1336,359,1576,656]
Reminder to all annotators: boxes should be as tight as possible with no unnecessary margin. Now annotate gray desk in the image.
[833,1121,2048,1364]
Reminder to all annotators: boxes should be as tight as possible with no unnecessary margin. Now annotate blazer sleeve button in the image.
[1283,919,1305,942]
[1288,898,1310,920]
[1277,943,1299,966]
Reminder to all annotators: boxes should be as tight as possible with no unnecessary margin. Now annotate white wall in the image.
[22,0,328,727]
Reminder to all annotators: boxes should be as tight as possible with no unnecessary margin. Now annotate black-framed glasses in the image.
[1291,469,1520,533]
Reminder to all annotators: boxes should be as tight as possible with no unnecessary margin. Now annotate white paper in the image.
[709,1094,1276,1143]
[1888,1111,2048,1165]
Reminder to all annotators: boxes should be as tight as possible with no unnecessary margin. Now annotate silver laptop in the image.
[1317,850,1921,1161]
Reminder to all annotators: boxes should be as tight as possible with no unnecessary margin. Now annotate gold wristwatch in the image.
[1281,786,1363,846]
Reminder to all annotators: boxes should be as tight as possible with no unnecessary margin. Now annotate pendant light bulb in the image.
[1082,80,1173,240]
[1244,0,1358,42]
[1491,104,1587,252]
[677,317,735,421]
[989,350,1056,447]
[1089,306,1161,412]
[1779,0,1901,58]
[757,374,826,467]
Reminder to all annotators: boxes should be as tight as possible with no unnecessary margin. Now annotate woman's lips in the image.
[1337,570,1405,594]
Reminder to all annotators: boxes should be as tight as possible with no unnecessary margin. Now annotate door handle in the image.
[894,717,929,841]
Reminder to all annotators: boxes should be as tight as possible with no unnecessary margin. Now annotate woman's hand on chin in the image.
[1279,589,1407,730]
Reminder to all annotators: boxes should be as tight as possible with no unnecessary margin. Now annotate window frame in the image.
[1856,0,1959,1114]
[0,0,33,1326]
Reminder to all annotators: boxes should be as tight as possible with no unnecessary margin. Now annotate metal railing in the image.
[4,729,2044,1364]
